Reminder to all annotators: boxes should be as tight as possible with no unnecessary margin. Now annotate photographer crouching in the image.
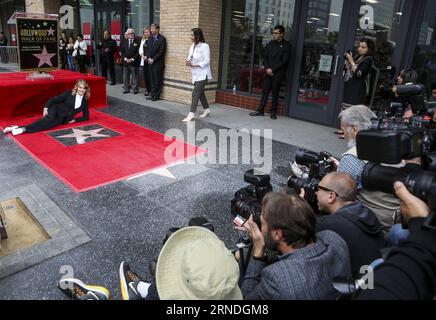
[331,105,403,236]
[237,192,352,300]
[314,172,385,279]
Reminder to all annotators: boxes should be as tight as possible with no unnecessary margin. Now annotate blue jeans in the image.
[387,223,410,247]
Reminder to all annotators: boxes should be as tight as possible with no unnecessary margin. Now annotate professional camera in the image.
[356,129,436,229]
[287,149,334,213]
[230,169,273,227]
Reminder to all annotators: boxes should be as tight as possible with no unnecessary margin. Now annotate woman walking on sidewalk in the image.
[183,28,212,122]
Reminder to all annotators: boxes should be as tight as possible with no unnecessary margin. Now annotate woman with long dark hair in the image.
[342,38,375,107]
[182,28,212,121]
[3,80,90,136]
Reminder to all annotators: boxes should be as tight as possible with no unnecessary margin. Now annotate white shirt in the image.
[187,42,212,84]
[139,38,147,67]
[74,94,83,109]
[73,40,87,56]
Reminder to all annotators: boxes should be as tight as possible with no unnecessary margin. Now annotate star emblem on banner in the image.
[43,22,48,26]
[57,128,111,144]
[47,26,56,36]
[32,45,56,67]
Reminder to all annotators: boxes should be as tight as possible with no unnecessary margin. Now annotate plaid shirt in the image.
[337,153,366,189]
[240,230,351,300]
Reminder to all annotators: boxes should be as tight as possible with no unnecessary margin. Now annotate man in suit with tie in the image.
[121,28,140,94]
[147,24,167,101]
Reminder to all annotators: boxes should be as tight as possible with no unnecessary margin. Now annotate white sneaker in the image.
[199,109,211,118]
[182,112,196,122]
[3,125,19,134]
[12,128,24,136]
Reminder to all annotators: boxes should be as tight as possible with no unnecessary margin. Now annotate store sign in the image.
[16,17,58,71]
[59,5,74,30]
[360,5,374,30]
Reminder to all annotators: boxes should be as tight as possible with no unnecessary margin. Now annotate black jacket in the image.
[262,38,290,77]
[354,218,436,299]
[148,34,167,68]
[317,201,386,279]
[120,37,140,66]
[45,90,89,123]
[97,38,117,61]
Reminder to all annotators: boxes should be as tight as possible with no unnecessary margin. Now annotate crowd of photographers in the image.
[58,75,436,301]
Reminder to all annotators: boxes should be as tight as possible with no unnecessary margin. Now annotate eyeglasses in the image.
[316,185,343,198]
[272,32,281,35]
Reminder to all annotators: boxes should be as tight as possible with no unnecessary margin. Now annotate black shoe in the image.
[119,261,144,300]
[123,90,130,94]
[133,90,139,94]
[151,97,159,101]
[145,96,153,100]
[110,82,116,86]
[249,111,264,116]
[270,114,277,119]
[58,278,110,300]
[144,92,149,96]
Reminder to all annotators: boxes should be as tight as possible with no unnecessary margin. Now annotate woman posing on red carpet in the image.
[3,79,90,136]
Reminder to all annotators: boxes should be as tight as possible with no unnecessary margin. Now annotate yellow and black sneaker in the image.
[58,278,110,300]
[119,261,143,300]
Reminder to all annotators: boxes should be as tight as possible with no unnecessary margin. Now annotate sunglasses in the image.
[316,185,342,198]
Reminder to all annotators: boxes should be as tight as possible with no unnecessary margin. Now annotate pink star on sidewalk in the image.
[32,45,56,67]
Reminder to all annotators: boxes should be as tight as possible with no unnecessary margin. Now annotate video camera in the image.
[230,169,273,228]
[356,128,436,229]
[287,149,334,213]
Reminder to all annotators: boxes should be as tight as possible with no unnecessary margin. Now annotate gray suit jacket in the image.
[241,230,351,300]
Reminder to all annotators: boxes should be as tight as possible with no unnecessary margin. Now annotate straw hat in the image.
[156,226,242,300]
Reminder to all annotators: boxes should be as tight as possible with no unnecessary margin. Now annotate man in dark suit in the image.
[250,25,290,119]
[97,30,117,85]
[121,28,140,94]
[147,24,167,101]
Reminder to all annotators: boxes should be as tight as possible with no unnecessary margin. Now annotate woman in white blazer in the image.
[183,28,212,122]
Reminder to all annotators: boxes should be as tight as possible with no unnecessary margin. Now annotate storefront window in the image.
[353,0,404,96]
[252,0,296,94]
[220,0,256,93]
[411,0,436,99]
[0,0,25,46]
[126,0,151,33]
[60,0,80,38]
[80,0,95,65]
[153,0,160,24]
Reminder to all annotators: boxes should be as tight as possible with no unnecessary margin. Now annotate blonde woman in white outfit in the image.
[183,28,212,122]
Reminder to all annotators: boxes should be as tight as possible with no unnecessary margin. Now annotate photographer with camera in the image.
[354,181,436,299]
[391,69,420,118]
[342,38,375,108]
[332,105,402,236]
[238,191,351,300]
[314,172,385,279]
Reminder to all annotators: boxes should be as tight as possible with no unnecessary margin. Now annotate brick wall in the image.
[216,90,285,116]
[160,0,221,105]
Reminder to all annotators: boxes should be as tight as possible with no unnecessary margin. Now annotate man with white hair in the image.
[331,105,401,236]
[121,28,140,94]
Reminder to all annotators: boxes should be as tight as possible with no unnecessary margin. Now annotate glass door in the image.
[95,4,122,81]
[288,0,347,126]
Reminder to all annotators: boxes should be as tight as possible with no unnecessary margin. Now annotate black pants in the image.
[142,64,151,93]
[149,64,164,99]
[101,57,116,83]
[76,55,87,74]
[24,107,65,133]
[257,75,282,115]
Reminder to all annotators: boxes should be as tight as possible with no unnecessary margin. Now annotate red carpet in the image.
[0,70,107,120]
[0,111,206,192]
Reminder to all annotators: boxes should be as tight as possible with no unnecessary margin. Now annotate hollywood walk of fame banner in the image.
[16,17,59,71]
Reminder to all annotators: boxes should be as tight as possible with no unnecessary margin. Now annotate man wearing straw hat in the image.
[58,226,242,300]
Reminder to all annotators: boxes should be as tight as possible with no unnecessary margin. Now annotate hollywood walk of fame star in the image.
[47,26,55,36]
[56,128,111,144]
[32,45,56,67]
